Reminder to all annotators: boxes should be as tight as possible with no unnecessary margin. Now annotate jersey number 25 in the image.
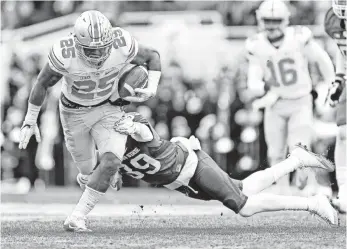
[71,71,119,100]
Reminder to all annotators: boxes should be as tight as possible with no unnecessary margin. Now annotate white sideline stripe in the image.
[1,203,228,219]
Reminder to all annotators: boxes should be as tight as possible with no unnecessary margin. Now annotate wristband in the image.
[147,70,161,92]
[24,103,41,125]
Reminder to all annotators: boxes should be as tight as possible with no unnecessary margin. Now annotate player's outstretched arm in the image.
[304,39,335,85]
[19,63,62,149]
[124,45,161,102]
[328,51,346,106]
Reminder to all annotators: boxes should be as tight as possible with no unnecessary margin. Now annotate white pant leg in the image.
[59,103,98,175]
[264,108,288,166]
[335,125,347,190]
[91,104,127,160]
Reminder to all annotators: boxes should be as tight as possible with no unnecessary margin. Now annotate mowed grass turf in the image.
[1,187,346,249]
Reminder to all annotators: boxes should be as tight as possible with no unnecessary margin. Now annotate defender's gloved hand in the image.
[123,88,156,103]
[114,114,137,136]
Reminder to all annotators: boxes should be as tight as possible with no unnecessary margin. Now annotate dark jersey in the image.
[324,8,346,126]
[119,113,189,185]
[324,8,347,56]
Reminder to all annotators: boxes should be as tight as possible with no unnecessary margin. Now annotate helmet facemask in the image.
[75,38,113,68]
[256,0,290,41]
[261,18,288,41]
[332,0,347,19]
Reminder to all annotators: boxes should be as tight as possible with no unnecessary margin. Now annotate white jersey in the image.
[48,27,138,106]
[246,26,314,99]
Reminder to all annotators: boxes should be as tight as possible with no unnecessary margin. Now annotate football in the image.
[118,65,149,98]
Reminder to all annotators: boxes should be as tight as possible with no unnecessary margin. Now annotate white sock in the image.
[240,194,309,217]
[242,157,300,196]
[71,186,104,217]
[284,196,309,211]
[270,156,300,181]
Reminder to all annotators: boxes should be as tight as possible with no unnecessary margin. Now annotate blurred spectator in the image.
[1,1,82,30]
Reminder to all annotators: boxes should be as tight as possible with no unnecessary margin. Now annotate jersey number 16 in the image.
[266,58,298,87]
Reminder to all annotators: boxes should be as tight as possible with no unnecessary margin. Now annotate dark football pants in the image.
[176,150,248,213]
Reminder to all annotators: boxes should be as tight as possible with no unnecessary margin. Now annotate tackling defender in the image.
[67,112,338,232]
[18,11,161,229]
[324,0,347,214]
[246,0,335,193]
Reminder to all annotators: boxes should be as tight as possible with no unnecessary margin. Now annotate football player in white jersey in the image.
[18,10,161,231]
[325,0,347,213]
[246,0,335,194]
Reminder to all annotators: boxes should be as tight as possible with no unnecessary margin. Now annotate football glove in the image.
[114,114,138,136]
[326,74,345,107]
[123,88,156,103]
[327,83,343,107]
[19,123,41,149]
[19,103,41,149]
[123,71,161,102]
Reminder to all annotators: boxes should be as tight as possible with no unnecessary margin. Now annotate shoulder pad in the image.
[292,26,312,46]
[112,27,138,63]
[48,36,75,74]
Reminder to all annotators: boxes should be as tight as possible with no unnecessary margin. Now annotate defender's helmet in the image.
[74,10,114,67]
[256,0,290,37]
[332,0,347,19]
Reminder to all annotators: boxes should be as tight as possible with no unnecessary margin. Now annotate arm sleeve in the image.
[245,37,265,94]
[247,56,265,92]
[304,39,335,84]
[336,50,346,76]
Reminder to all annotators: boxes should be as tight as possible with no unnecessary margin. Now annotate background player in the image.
[324,0,347,214]
[18,10,161,231]
[65,112,338,232]
[246,0,335,194]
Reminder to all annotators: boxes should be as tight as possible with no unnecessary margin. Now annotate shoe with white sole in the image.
[289,144,335,172]
[63,215,91,232]
[308,194,339,226]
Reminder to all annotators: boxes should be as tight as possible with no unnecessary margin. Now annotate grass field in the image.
[1,187,346,249]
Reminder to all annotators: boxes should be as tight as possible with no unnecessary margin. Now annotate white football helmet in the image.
[74,10,114,68]
[256,0,290,39]
[332,0,347,19]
